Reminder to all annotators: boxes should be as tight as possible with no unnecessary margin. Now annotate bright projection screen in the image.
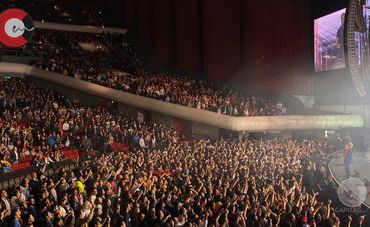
[314,5,370,72]
[314,9,346,72]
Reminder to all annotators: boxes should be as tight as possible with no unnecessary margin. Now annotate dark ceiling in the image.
[310,0,347,19]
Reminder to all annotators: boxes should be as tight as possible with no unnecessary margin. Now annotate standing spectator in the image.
[0,190,11,222]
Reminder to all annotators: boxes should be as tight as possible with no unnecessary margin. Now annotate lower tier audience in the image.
[0,78,366,226]
[0,78,174,173]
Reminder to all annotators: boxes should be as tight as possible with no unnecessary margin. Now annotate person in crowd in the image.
[0,190,11,222]
[9,208,22,227]
[343,142,353,179]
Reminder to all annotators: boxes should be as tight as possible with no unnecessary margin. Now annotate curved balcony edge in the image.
[34,21,127,34]
[0,62,364,131]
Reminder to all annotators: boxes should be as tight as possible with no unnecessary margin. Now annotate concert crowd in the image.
[0,1,367,226]
[29,31,287,117]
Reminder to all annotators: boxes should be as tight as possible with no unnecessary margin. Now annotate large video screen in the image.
[314,9,346,72]
[314,6,370,72]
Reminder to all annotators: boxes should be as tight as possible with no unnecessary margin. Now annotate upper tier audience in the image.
[0,0,288,116]
[29,31,287,117]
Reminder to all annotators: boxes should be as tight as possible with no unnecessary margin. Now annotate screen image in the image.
[314,9,346,72]
[315,5,370,73]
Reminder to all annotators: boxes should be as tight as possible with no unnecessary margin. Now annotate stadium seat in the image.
[2,181,9,190]
[8,178,15,188]
[14,177,22,185]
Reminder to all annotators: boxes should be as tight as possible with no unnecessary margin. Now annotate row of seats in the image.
[12,148,81,171]
[18,156,34,163]
[111,143,129,153]
[2,144,128,188]
[12,162,32,171]
[2,143,128,190]
[64,149,80,160]
[0,160,76,191]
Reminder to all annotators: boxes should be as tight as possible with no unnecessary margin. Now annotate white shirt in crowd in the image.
[139,137,146,148]
[63,122,70,131]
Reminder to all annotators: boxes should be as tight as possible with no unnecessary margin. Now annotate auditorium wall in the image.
[117,104,139,118]
[101,0,313,95]
[151,112,174,127]
[242,0,312,95]
[192,122,219,140]
[29,78,101,107]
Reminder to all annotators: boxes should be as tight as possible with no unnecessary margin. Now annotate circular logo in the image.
[338,178,367,207]
[0,8,35,47]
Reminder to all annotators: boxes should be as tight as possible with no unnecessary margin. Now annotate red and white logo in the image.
[0,8,35,47]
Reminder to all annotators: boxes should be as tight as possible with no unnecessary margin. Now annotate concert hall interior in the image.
[0,0,369,226]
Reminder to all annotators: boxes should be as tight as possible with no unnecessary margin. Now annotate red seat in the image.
[17,163,24,169]
[19,156,32,163]
[24,162,31,168]
[72,154,79,159]
[12,164,20,170]
[121,144,129,151]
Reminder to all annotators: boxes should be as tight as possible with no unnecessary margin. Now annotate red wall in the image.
[175,0,202,72]
[124,0,136,30]
[121,0,312,95]
[243,0,312,95]
[136,0,153,46]
[203,0,241,80]
[152,0,174,65]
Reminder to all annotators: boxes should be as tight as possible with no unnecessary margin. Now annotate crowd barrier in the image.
[0,62,364,131]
